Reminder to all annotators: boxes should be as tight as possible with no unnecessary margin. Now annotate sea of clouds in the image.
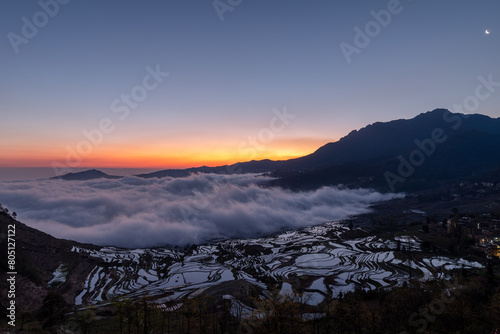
[0,174,403,248]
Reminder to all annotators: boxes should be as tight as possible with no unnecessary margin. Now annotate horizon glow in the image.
[1,1,499,173]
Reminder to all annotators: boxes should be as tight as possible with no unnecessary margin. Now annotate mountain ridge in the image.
[52,109,500,192]
[132,109,500,179]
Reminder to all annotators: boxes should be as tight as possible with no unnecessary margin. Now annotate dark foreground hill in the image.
[0,211,100,312]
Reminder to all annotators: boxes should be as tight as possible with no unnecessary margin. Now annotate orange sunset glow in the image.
[0,136,331,169]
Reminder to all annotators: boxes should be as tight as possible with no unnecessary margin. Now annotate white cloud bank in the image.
[0,174,402,248]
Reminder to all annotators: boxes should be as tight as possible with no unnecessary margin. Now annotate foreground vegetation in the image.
[3,264,500,334]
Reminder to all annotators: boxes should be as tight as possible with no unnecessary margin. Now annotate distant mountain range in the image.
[54,109,500,192]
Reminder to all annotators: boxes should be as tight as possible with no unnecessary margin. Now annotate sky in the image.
[1,0,499,179]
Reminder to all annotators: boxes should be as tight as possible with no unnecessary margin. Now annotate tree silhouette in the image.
[38,292,70,331]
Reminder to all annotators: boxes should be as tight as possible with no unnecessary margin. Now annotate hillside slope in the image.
[0,211,101,312]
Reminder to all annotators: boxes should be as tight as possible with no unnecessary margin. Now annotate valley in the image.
[70,220,483,309]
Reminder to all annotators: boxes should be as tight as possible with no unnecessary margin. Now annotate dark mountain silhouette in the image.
[54,109,500,192]
[51,169,122,181]
[243,108,500,171]
[268,109,500,191]
[270,131,500,191]
[135,160,292,178]
[134,109,500,192]
[135,166,230,178]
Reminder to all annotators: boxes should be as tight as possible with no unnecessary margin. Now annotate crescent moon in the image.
[485,30,491,35]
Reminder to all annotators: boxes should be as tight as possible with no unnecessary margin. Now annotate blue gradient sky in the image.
[1,0,499,174]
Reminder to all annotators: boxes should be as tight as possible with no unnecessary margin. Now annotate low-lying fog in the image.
[0,174,402,248]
